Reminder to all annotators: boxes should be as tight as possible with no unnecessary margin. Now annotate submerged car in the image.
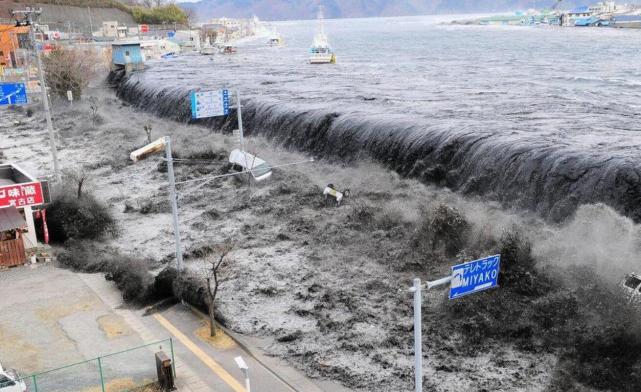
[228,149,272,182]
[0,363,26,392]
[620,272,641,306]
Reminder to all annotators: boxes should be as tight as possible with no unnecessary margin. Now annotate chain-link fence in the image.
[15,338,175,392]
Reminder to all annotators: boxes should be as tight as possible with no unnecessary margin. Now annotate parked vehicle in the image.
[620,272,641,306]
[0,363,26,392]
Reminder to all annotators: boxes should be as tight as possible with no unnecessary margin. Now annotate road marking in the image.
[153,313,246,392]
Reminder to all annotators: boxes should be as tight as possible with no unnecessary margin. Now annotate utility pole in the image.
[12,8,61,182]
[87,6,94,37]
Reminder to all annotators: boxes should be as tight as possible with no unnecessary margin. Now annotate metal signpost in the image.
[410,255,501,392]
[0,82,28,105]
[190,88,251,170]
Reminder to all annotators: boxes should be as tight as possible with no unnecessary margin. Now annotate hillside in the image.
[0,0,188,32]
[180,0,583,21]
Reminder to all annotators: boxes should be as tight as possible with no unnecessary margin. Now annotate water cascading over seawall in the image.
[110,70,641,223]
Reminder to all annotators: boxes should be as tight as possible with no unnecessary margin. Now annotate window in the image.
[17,33,31,49]
[125,51,130,56]
[252,162,272,178]
[624,275,641,290]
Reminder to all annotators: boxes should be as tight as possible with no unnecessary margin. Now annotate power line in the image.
[174,158,315,187]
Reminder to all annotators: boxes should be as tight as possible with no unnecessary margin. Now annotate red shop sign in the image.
[0,182,44,208]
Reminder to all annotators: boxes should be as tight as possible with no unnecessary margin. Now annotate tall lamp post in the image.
[130,136,184,271]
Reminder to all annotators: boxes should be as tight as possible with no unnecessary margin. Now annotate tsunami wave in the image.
[109,69,641,223]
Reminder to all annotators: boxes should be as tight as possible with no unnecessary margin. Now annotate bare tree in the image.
[204,242,235,337]
[63,168,88,199]
[144,123,153,144]
[88,96,100,125]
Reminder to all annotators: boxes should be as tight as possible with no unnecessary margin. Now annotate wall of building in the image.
[0,25,30,68]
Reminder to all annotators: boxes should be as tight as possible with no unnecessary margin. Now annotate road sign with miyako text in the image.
[0,182,45,208]
[449,255,500,299]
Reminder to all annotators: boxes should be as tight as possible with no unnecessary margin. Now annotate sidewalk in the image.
[81,271,348,392]
[79,272,213,392]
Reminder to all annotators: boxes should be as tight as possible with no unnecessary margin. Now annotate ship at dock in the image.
[309,5,336,64]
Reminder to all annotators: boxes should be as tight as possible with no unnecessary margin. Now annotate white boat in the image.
[309,5,336,64]
[200,46,217,56]
[268,34,283,46]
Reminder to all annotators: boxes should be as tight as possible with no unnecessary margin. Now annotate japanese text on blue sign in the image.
[449,254,500,299]
[0,83,28,105]
[190,89,229,119]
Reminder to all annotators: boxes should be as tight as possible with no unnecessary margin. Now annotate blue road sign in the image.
[449,254,500,299]
[0,83,28,105]
[190,89,230,119]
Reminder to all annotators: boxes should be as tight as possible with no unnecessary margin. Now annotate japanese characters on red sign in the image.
[0,182,44,208]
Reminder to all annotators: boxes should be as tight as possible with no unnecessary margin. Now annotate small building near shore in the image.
[111,42,144,72]
[0,163,49,267]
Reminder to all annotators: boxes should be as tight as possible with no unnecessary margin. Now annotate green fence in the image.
[16,338,175,392]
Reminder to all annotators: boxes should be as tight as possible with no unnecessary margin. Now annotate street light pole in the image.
[164,136,184,271]
[410,278,422,392]
[16,8,61,182]
[130,136,184,272]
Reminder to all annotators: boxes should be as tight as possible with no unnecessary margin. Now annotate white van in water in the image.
[620,273,641,306]
[228,149,272,182]
[0,363,26,392]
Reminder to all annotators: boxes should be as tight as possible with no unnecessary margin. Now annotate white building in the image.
[171,30,201,52]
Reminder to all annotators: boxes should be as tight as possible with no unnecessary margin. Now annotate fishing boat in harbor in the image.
[220,45,237,54]
[268,34,283,46]
[309,5,336,64]
[268,27,284,46]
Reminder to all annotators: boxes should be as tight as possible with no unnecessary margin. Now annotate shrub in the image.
[56,240,158,304]
[442,227,641,390]
[43,48,98,99]
[46,189,116,243]
[413,204,469,256]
